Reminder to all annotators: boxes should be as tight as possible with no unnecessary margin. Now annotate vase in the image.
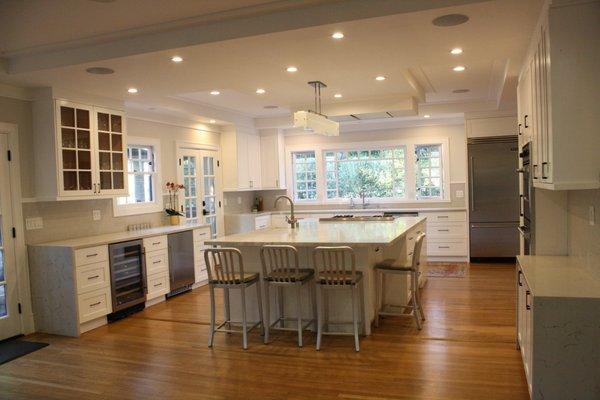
[169,215,180,226]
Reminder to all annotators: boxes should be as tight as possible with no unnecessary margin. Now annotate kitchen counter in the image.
[33,222,209,249]
[517,255,600,298]
[208,216,426,247]
[228,207,466,216]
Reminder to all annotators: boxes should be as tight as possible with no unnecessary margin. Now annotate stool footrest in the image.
[214,319,262,334]
[270,317,314,331]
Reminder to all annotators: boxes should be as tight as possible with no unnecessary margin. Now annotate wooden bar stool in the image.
[374,233,426,330]
[312,246,364,352]
[204,247,264,350]
[260,245,317,347]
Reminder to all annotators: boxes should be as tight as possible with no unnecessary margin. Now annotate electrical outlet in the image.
[589,206,595,226]
[237,196,242,205]
[25,217,44,230]
[455,190,464,198]
[92,210,102,221]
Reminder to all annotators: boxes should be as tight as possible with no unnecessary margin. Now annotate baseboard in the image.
[192,280,208,289]
[145,296,166,308]
[79,316,107,335]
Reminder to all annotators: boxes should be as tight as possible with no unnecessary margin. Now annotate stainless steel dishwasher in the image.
[167,230,195,297]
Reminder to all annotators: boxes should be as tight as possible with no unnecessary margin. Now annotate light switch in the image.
[455,190,464,198]
[92,210,102,221]
[589,206,595,226]
[25,217,44,230]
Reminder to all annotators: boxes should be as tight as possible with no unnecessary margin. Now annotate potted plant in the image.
[165,182,184,225]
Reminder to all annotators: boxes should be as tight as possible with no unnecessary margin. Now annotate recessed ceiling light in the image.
[332,32,344,39]
[127,88,138,94]
[375,76,386,81]
[432,14,469,27]
[450,48,463,55]
[286,66,298,73]
[453,88,470,93]
[210,90,220,95]
[453,65,466,72]
[86,67,114,75]
[334,93,343,98]
[171,56,183,63]
[424,114,431,118]
[256,88,266,94]
[264,105,279,109]
[210,119,216,124]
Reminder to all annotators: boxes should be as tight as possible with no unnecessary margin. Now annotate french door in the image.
[0,134,21,340]
[178,148,222,238]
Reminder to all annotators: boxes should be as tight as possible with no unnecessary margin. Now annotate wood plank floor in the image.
[0,263,528,400]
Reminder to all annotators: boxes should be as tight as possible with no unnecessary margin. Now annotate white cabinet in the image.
[516,266,533,395]
[221,127,262,190]
[254,214,272,230]
[260,132,286,189]
[144,235,170,301]
[33,89,128,200]
[419,211,468,260]
[193,227,211,284]
[517,1,600,190]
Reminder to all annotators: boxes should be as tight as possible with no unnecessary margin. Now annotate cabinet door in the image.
[95,107,127,195]
[260,135,278,188]
[56,101,95,196]
[540,25,552,183]
[247,134,261,188]
[236,132,250,189]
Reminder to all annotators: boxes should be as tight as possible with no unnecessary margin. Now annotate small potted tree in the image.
[165,182,184,225]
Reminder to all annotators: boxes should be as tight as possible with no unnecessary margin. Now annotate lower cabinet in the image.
[516,266,533,395]
[144,235,171,301]
[193,227,211,284]
[419,211,468,259]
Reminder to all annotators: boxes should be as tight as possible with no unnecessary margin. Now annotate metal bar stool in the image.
[312,246,364,352]
[260,245,317,347]
[374,233,426,330]
[204,247,264,350]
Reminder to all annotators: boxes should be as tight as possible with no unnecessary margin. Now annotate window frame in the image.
[414,143,444,200]
[290,150,318,202]
[112,136,163,216]
[285,138,450,204]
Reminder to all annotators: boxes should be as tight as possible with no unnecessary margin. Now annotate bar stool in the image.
[374,233,426,330]
[204,247,264,350]
[260,245,317,347]
[312,246,364,352]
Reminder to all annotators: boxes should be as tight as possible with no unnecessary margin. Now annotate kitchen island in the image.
[205,216,427,335]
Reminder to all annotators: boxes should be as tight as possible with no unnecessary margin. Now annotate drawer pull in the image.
[152,242,161,245]
[438,246,450,249]
[87,275,100,280]
[437,216,449,219]
[90,301,102,307]
[153,260,161,264]
[86,253,98,258]
[154,282,163,287]
[437,229,450,232]
[408,252,413,256]
[197,232,207,236]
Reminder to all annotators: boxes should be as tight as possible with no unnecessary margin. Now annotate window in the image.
[324,147,406,200]
[113,137,163,216]
[292,151,317,201]
[415,144,443,199]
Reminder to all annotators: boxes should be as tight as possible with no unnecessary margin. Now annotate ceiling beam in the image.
[4,0,488,74]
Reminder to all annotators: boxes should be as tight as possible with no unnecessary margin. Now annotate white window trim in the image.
[285,137,451,204]
[113,136,163,216]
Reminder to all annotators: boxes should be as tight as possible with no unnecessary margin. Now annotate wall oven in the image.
[108,239,147,317]
[518,142,534,255]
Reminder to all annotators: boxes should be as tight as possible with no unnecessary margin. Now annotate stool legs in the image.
[411,271,422,330]
[416,272,426,321]
[316,284,323,351]
[224,288,231,331]
[263,281,270,344]
[208,284,216,348]
[256,280,265,336]
[296,284,303,347]
[351,284,360,352]
[375,270,382,328]
[241,285,248,349]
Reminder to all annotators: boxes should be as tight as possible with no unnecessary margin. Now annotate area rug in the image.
[426,263,468,278]
[0,338,49,365]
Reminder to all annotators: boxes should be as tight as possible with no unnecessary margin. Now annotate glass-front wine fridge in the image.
[108,239,147,314]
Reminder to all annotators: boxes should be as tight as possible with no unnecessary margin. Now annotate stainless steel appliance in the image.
[318,215,395,222]
[468,136,520,259]
[518,142,534,254]
[167,231,195,297]
[108,239,147,317]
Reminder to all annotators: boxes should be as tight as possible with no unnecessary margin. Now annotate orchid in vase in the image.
[165,182,185,224]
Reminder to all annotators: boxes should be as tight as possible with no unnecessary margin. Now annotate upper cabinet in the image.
[517,1,600,190]
[221,127,262,191]
[33,90,128,200]
[260,131,286,190]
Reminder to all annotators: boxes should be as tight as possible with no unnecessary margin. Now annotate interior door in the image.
[0,134,21,340]
[179,148,222,238]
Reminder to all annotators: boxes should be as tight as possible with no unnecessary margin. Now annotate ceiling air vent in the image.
[86,67,115,75]
[452,89,470,93]
[432,14,469,27]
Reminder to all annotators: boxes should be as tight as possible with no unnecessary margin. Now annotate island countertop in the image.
[206,216,426,247]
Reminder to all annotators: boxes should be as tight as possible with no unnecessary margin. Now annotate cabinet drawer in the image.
[147,272,169,300]
[428,222,467,239]
[195,260,208,283]
[146,249,169,275]
[143,235,167,252]
[76,261,110,295]
[427,240,468,256]
[75,245,108,266]
[78,287,111,324]
[193,228,211,244]
[422,211,466,223]
[255,215,272,230]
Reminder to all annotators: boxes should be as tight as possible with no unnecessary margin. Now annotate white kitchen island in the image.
[205,216,427,335]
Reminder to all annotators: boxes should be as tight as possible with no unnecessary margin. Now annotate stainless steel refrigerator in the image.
[468,136,520,259]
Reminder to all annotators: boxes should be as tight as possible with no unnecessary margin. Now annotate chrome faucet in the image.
[275,195,299,228]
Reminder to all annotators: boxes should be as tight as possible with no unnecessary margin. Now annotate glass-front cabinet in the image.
[55,100,127,198]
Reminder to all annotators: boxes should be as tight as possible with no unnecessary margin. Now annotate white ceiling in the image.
[0,0,543,122]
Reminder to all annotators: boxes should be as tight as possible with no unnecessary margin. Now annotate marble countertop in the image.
[207,216,426,247]
[228,208,465,216]
[517,256,600,299]
[31,223,210,249]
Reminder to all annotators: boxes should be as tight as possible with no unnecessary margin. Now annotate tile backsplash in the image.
[567,189,600,279]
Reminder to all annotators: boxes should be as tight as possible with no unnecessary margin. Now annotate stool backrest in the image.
[260,245,300,283]
[411,233,426,270]
[312,246,357,285]
[204,247,245,284]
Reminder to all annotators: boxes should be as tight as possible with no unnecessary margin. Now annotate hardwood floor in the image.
[0,263,528,400]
